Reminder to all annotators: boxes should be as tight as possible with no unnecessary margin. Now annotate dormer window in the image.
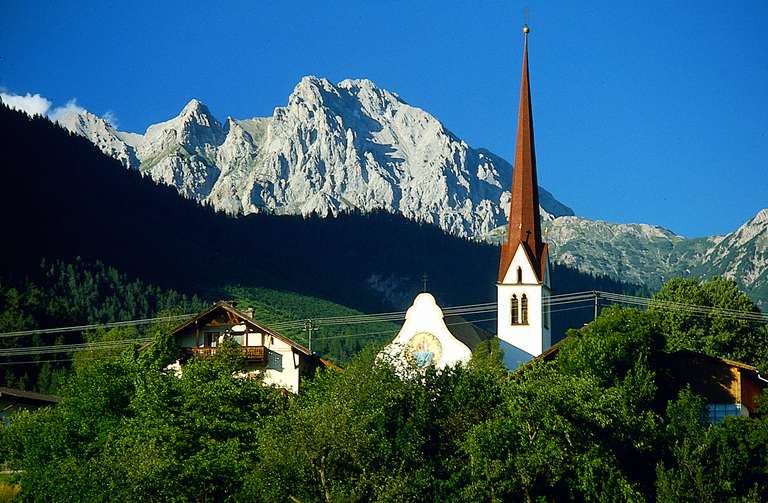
[511,295,519,325]
[517,267,523,284]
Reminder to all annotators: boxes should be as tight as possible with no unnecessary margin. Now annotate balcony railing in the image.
[189,346,267,362]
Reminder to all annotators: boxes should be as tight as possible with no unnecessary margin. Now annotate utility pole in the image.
[593,291,599,320]
[304,319,317,353]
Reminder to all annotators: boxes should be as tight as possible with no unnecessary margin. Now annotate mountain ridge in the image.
[485,211,767,308]
[10,80,766,308]
[51,76,574,238]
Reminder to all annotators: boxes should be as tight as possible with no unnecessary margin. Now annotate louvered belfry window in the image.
[521,294,529,324]
[511,295,519,325]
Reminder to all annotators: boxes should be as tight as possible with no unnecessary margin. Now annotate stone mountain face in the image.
[55,77,767,307]
[484,211,768,309]
[58,76,573,238]
[55,108,140,169]
[695,209,768,305]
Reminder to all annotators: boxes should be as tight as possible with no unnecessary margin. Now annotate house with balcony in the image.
[169,301,332,394]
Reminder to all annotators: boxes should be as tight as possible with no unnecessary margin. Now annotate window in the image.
[705,403,747,424]
[542,294,550,329]
[521,294,529,324]
[517,267,523,284]
[267,350,283,370]
[511,295,519,325]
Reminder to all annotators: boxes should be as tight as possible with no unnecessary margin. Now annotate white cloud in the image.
[0,92,52,116]
[101,110,119,128]
[2,91,116,128]
[49,99,86,122]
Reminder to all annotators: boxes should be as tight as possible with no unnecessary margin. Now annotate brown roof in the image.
[0,387,60,404]
[170,301,312,356]
[498,27,546,283]
[669,349,761,373]
[444,315,494,352]
[521,340,766,379]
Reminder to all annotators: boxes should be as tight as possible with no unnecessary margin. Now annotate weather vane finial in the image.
[523,6,530,35]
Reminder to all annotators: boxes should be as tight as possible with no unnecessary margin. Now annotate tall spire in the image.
[498,25,546,283]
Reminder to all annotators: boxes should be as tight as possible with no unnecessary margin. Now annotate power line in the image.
[0,338,151,357]
[598,292,768,323]
[0,314,194,339]
[1,289,764,353]
[0,291,599,338]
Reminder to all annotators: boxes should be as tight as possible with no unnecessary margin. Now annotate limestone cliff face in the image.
[54,76,767,307]
[486,211,768,309]
[58,76,573,238]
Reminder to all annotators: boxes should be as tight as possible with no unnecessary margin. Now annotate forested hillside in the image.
[0,104,641,342]
[0,259,205,391]
[0,259,401,391]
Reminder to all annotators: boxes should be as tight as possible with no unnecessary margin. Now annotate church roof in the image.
[443,315,494,352]
[498,26,546,283]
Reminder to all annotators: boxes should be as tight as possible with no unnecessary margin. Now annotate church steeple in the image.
[498,25,546,283]
[495,24,552,368]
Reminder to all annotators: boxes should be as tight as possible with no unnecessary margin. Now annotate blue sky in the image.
[2,0,766,237]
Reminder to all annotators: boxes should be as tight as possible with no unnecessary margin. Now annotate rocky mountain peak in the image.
[141,99,225,156]
[55,107,140,169]
[52,75,574,238]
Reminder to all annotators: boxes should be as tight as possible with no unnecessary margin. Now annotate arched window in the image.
[517,267,523,284]
[511,295,519,325]
[521,294,529,324]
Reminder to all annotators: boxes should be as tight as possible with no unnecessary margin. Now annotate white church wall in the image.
[382,293,472,371]
[497,243,551,364]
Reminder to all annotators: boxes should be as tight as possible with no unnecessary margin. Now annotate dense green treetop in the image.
[1,277,767,501]
[651,277,768,372]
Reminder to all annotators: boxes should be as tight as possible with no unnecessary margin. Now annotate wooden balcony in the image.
[188,346,267,362]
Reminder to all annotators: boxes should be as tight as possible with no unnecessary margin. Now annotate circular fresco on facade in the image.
[406,331,442,368]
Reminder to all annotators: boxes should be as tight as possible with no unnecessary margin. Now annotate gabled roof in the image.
[669,349,762,374]
[499,26,546,283]
[0,387,60,405]
[170,301,312,356]
[521,340,765,380]
[444,315,494,352]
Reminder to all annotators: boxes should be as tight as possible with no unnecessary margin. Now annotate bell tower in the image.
[497,25,551,367]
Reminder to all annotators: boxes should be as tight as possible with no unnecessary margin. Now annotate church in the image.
[384,25,552,371]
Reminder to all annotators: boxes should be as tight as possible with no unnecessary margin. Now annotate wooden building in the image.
[530,343,767,423]
[0,387,59,423]
[659,350,768,423]
[169,301,332,394]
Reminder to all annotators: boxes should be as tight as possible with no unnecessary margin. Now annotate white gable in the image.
[501,243,540,285]
[497,244,551,365]
[382,293,472,370]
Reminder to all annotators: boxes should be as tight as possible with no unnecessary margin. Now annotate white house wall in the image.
[260,335,301,394]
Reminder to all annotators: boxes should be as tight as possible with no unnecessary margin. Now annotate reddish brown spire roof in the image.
[498,26,547,283]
